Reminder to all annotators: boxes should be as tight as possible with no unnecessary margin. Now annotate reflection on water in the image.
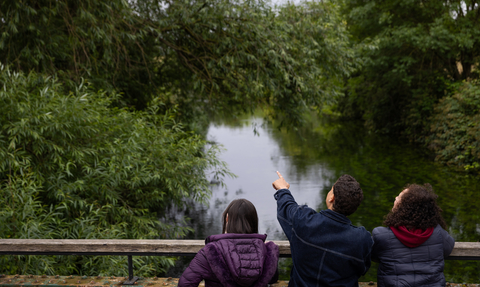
[166,116,480,282]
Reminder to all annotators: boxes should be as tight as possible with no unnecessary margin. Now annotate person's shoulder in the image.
[350,226,374,247]
[350,225,372,235]
[293,204,319,219]
[354,226,374,242]
[264,240,280,257]
[373,226,390,233]
[372,226,391,237]
[371,227,393,249]
[433,224,455,242]
[433,224,449,233]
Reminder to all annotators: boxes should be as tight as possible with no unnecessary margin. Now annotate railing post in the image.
[123,255,138,285]
[128,255,133,280]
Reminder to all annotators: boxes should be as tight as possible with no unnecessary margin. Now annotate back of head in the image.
[222,199,259,234]
[332,174,363,216]
[384,183,446,230]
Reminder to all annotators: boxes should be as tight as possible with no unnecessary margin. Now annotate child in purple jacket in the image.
[178,199,279,287]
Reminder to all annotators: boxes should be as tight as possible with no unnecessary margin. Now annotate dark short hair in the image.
[332,174,363,216]
[222,199,258,234]
[384,183,447,230]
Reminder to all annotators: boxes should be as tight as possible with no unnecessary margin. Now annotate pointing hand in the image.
[272,171,290,191]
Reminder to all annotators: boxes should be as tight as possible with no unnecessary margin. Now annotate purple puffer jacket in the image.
[178,233,279,287]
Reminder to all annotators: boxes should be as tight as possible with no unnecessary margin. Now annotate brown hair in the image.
[332,174,363,216]
[384,183,447,230]
[222,199,258,234]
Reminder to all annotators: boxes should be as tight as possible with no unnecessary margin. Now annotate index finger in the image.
[276,171,283,179]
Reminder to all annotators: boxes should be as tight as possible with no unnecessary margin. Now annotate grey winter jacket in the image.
[178,233,279,287]
[372,224,455,287]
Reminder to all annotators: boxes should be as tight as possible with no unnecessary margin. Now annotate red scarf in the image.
[390,226,434,248]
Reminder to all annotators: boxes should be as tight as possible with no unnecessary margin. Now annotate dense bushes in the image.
[339,0,480,175]
[0,66,229,275]
[428,81,480,173]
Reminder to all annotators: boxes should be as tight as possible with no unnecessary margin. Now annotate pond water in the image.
[167,115,480,282]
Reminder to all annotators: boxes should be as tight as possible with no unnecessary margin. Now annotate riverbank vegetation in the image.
[0,66,231,275]
[0,0,351,128]
[0,0,479,276]
[339,0,480,174]
[0,0,352,275]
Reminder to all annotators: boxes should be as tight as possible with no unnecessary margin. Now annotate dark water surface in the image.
[168,116,480,282]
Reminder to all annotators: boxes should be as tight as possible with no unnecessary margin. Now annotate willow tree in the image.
[340,0,480,136]
[0,0,356,274]
[0,66,229,275]
[0,0,354,126]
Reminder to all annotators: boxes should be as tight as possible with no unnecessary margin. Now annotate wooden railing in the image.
[0,239,479,259]
[1,239,479,284]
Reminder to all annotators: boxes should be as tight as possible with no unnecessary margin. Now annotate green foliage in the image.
[262,1,354,126]
[0,0,156,107]
[339,0,480,137]
[0,0,353,127]
[0,66,230,275]
[428,81,480,174]
[264,113,480,282]
[0,0,357,275]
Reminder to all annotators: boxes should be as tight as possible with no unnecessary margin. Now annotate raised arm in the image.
[273,171,298,240]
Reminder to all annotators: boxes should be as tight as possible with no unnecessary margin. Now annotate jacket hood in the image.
[203,233,278,287]
[390,226,434,248]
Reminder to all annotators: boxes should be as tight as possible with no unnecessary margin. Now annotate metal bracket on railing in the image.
[122,255,138,285]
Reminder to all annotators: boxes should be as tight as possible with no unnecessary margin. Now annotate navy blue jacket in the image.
[275,189,373,287]
[372,225,455,287]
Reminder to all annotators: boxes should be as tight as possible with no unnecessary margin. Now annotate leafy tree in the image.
[0,0,356,274]
[428,81,480,174]
[339,0,480,138]
[0,0,353,127]
[0,0,159,108]
[0,65,229,275]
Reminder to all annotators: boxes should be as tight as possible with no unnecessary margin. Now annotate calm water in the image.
[168,116,480,282]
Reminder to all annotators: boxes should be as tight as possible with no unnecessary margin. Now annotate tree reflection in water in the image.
[163,116,480,282]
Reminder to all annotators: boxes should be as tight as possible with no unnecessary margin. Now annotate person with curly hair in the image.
[272,172,373,287]
[372,184,455,287]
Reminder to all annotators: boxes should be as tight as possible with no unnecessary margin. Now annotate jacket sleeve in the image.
[266,241,280,284]
[253,241,280,287]
[269,268,279,284]
[275,189,321,241]
[441,227,455,258]
[362,240,373,276]
[178,248,211,287]
[371,227,382,263]
[274,189,300,241]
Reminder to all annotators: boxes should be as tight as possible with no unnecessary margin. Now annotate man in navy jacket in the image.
[272,172,373,287]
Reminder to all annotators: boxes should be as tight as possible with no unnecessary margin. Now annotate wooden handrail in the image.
[0,239,478,259]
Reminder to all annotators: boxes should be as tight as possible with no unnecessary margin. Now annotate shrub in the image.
[0,65,229,275]
[428,81,480,174]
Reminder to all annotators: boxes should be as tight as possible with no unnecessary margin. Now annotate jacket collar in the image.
[320,209,352,225]
[206,233,267,244]
[390,226,434,248]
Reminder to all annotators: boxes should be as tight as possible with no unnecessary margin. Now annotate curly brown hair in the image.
[332,174,363,216]
[384,183,447,230]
